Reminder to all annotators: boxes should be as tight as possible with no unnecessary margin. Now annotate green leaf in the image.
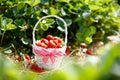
[78,19,85,27]
[89,5,100,10]
[85,36,92,44]
[85,0,90,4]
[6,24,16,30]
[14,19,26,27]
[60,0,70,3]
[45,19,55,25]
[26,7,34,15]
[2,18,13,27]
[65,18,72,26]
[56,18,64,29]
[76,32,84,42]
[50,7,59,15]
[21,38,31,45]
[90,26,96,34]
[20,25,28,31]
[61,8,67,16]
[79,26,85,32]
[82,28,91,37]
[32,0,40,7]
[56,18,71,31]
[6,1,13,5]
[57,26,65,32]
[40,0,48,4]
[90,16,99,22]
[40,23,49,31]
[26,0,40,7]
[17,2,25,11]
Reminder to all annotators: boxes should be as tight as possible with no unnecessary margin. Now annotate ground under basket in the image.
[32,15,68,70]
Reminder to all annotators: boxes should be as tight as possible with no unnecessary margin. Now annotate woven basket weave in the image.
[32,15,68,70]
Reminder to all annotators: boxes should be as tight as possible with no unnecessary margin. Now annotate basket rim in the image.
[32,15,68,47]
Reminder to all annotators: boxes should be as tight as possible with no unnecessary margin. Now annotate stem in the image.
[0,30,6,46]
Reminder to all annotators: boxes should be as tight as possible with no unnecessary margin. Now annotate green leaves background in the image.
[0,0,120,52]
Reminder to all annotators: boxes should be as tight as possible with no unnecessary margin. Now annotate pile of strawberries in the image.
[36,35,63,48]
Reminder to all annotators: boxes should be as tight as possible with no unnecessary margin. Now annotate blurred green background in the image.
[0,0,120,80]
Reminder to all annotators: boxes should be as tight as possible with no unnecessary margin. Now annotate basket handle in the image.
[33,15,68,47]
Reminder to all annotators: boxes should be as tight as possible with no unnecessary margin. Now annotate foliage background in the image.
[0,0,120,54]
[0,0,120,80]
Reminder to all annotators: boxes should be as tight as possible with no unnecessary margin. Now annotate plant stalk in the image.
[0,30,6,46]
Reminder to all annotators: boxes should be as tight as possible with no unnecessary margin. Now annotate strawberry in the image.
[80,43,87,48]
[56,43,62,48]
[30,64,44,73]
[57,37,63,43]
[41,39,48,44]
[65,46,71,55]
[25,54,31,61]
[36,40,41,46]
[46,35,54,41]
[16,55,21,62]
[53,39,58,45]
[48,40,56,48]
[54,37,63,44]
[86,49,92,55]
[36,41,47,48]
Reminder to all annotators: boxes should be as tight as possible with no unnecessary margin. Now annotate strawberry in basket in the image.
[36,35,63,48]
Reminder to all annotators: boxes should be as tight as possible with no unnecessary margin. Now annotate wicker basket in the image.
[32,15,68,70]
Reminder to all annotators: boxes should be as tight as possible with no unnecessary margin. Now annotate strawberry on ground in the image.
[80,43,87,48]
[65,46,71,55]
[25,54,31,61]
[16,55,21,62]
[86,49,92,55]
[30,64,45,73]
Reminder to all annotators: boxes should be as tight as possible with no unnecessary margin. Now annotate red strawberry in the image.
[41,39,48,44]
[53,39,58,45]
[16,55,21,62]
[30,64,44,73]
[46,35,54,41]
[57,38,63,43]
[53,39,61,48]
[36,40,41,46]
[86,49,92,55]
[25,54,31,61]
[65,46,71,55]
[56,43,62,48]
[36,41,47,48]
[80,43,87,48]
[54,37,63,43]
[48,40,56,48]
